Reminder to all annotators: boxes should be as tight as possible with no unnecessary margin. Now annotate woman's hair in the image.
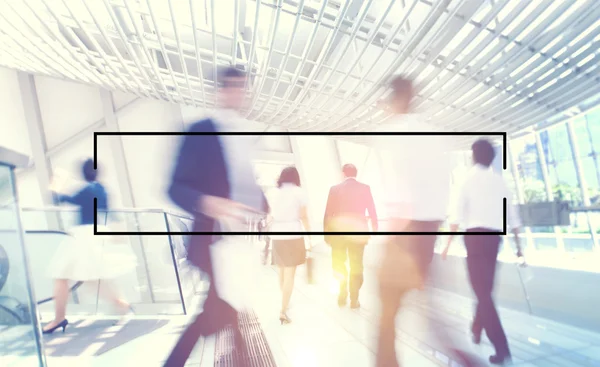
[82,158,98,182]
[277,166,301,188]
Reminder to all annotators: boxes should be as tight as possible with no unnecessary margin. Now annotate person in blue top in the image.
[42,159,136,334]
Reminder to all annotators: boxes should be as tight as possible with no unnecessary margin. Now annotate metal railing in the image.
[1,205,597,324]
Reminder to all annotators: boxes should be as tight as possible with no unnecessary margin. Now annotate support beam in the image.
[100,91,137,208]
[289,134,343,237]
[323,0,365,64]
[566,120,599,250]
[100,90,154,303]
[534,132,565,252]
[507,141,535,251]
[16,97,142,177]
[331,139,344,180]
[254,151,295,163]
[17,72,61,229]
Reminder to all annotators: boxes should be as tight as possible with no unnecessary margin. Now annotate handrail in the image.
[13,205,195,221]
[18,205,188,216]
[0,230,70,235]
[570,205,600,213]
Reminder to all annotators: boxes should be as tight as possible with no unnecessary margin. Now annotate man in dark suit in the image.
[164,67,268,367]
[324,164,378,308]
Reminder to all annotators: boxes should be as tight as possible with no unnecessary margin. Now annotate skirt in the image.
[273,238,306,267]
[47,225,138,281]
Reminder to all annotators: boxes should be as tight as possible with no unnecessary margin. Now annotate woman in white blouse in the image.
[267,166,311,325]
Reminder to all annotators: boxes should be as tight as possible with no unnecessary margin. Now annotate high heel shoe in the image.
[279,313,291,325]
[43,319,68,334]
[115,305,135,325]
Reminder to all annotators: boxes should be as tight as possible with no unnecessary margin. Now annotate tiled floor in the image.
[3,243,600,367]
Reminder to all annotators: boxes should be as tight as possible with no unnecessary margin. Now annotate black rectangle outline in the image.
[93,131,507,236]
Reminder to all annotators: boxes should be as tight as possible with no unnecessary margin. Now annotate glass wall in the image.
[330,104,600,253]
[511,133,548,203]
[0,163,46,367]
[573,113,600,237]
[509,106,600,252]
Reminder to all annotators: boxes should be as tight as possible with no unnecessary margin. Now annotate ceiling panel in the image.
[1,0,599,150]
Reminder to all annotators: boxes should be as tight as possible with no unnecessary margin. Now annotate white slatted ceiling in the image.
[0,0,599,149]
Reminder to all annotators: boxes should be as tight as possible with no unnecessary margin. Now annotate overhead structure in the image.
[1,0,599,148]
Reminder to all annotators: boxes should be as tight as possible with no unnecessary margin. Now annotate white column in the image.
[100,90,154,303]
[99,90,136,208]
[290,135,342,234]
[534,132,565,251]
[507,141,535,251]
[566,120,599,250]
[17,72,61,229]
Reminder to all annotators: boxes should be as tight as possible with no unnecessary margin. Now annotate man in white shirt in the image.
[443,139,523,365]
[374,76,479,367]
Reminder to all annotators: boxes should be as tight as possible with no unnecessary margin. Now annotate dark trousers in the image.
[465,228,510,356]
[331,241,366,302]
[375,220,440,367]
[163,283,245,367]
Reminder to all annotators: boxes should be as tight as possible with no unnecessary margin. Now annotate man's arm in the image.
[365,186,378,232]
[323,187,335,231]
[261,190,270,214]
[54,186,88,206]
[168,122,209,214]
[444,180,468,259]
[505,182,524,257]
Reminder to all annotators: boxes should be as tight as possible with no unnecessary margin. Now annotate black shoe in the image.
[350,300,360,309]
[489,353,512,365]
[448,348,483,367]
[42,319,68,334]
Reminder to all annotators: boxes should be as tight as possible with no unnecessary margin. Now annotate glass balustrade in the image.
[0,162,46,367]
[1,204,598,337]
[0,207,209,323]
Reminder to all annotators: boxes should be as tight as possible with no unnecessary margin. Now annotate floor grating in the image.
[214,311,277,367]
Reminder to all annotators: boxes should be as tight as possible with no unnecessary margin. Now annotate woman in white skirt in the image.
[268,166,311,325]
[42,159,136,334]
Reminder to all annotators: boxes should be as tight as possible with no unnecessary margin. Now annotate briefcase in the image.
[210,217,262,312]
[305,252,315,284]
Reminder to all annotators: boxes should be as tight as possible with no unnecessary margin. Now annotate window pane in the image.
[587,110,600,151]
[511,134,547,202]
[581,157,600,204]
[573,117,593,156]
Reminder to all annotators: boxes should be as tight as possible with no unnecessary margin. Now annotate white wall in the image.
[35,76,105,150]
[0,68,31,157]
[292,136,343,231]
[118,98,184,211]
[1,68,295,218]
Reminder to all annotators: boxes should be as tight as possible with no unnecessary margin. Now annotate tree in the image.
[522,178,546,202]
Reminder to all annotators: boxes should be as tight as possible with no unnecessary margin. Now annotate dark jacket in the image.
[56,182,108,225]
[323,178,378,245]
[168,118,268,274]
